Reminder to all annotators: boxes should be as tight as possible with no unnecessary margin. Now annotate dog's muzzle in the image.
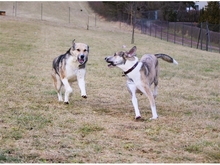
[78,54,87,65]
[105,56,116,68]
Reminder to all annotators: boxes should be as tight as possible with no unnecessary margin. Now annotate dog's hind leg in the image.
[137,84,158,120]
[56,75,63,102]
[57,85,63,102]
[127,79,141,119]
[145,90,158,120]
[52,73,63,102]
[153,78,158,99]
[61,78,73,104]
[153,61,159,99]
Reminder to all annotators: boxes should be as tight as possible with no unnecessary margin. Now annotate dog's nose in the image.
[80,54,85,59]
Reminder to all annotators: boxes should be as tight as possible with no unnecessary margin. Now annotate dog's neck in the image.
[117,57,139,74]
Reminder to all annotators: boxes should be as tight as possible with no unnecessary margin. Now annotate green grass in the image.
[78,123,104,136]
[0,1,220,163]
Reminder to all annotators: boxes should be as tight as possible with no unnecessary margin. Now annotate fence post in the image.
[69,7,70,23]
[167,21,169,42]
[182,22,184,45]
[200,22,203,50]
[141,20,145,34]
[197,23,201,49]
[190,22,193,48]
[41,3,43,20]
[219,24,220,53]
[87,16,89,30]
[160,21,162,40]
[205,21,211,51]
[174,22,176,44]
[205,21,208,51]
[95,14,96,27]
[15,1,17,17]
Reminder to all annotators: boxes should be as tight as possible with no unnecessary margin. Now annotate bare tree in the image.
[131,2,137,44]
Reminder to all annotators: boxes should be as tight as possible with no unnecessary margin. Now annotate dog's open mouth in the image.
[78,56,87,65]
[78,59,85,64]
[105,57,116,68]
[107,63,116,68]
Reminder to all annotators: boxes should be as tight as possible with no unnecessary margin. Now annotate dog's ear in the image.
[126,46,137,58]
[87,45,89,53]
[72,39,76,50]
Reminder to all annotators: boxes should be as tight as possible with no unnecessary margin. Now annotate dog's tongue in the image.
[78,59,84,64]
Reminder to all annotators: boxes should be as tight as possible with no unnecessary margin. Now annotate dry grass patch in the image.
[0,3,220,163]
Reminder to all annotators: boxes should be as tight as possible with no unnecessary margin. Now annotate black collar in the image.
[123,61,139,75]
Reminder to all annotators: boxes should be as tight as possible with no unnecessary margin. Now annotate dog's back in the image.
[52,53,69,77]
[140,54,158,69]
[139,54,158,85]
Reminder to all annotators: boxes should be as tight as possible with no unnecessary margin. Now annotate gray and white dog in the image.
[52,40,89,104]
[105,46,178,120]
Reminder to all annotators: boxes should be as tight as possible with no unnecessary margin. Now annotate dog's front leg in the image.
[138,84,158,120]
[77,69,87,98]
[61,78,73,104]
[127,80,141,119]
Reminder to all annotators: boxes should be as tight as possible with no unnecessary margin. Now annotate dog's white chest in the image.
[66,66,78,81]
[126,62,142,82]
[65,58,79,81]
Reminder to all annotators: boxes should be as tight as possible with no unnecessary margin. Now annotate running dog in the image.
[105,46,178,120]
[52,40,89,104]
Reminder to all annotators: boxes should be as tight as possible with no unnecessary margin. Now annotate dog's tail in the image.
[155,54,178,65]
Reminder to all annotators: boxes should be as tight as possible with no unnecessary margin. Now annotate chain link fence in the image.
[1,2,220,53]
[135,20,220,53]
[0,2,97,30]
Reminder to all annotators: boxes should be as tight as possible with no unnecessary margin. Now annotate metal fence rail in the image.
[136,20,220,53]
[1,2,220,53]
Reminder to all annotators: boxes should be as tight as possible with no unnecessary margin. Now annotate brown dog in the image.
[105,46,178,119]
[52,40,89,104]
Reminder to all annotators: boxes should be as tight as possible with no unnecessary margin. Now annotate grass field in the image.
[0,2,220,163]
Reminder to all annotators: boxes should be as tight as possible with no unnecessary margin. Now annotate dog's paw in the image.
[82,95,87,99]
[135,116,141,120]
[64,102,69,104]
[150,116,158,120]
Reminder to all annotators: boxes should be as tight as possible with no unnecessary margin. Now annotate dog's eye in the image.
[77,49,80,52]
[83,49,87,52]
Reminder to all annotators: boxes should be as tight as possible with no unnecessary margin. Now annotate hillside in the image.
[0,1,133,32]
[0,1,220,163]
